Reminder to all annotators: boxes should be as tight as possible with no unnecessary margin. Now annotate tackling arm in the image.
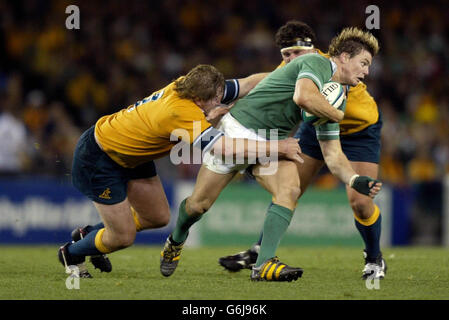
[210,73,269,126]
[236,72,269,98]
[209,136,304,165]
[221,73,269,105]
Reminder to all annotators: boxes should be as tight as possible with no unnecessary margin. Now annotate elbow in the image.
[293,92,310,109]
[293,92,304,106]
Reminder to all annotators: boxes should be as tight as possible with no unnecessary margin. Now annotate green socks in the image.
[255,204,293,267]
[172,198,203,244]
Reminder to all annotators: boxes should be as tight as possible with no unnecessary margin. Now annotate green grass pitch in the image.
[1,245,448,300]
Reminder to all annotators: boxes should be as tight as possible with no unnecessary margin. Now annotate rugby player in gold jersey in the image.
[58,64,303,277]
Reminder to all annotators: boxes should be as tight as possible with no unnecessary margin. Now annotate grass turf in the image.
[0,245,448,300]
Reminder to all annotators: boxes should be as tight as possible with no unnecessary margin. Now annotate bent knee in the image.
[150,213,170,228]
[141,210,171,229]
[275,185,301,202]
[350,198,375,220]
[273,185,301,209]
[110,231,136,250]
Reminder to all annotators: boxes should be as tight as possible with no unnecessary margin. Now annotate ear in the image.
[339,52,351,63]
[194,99,205,109]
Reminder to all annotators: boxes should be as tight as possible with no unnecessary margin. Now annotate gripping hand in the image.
[349,175,382,198]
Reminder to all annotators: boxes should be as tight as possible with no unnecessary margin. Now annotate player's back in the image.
[95,80,210,168]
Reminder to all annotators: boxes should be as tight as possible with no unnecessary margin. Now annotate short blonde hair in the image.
[328,27,379,58]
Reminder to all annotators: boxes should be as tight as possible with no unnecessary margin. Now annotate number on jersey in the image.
[127,90,165,112]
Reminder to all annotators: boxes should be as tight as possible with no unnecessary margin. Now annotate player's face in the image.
[342,49,372,86]
[281,48,303,64]
[198,87,224,114]
[281,48,316,64]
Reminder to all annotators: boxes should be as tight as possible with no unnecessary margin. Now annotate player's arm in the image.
[293,78,344,123]
[221,73,269,104]
[193,126,303,164]
[236,73,269,97]
[209,73,270,126]
[318,139,382,198]
[212,135,303,164]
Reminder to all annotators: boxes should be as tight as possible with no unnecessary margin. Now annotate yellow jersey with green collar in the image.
[276,50,379,135]
[94,78,212,168]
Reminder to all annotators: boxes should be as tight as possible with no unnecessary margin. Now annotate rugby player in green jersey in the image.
[220,21,386,280]
[160,27,381,281]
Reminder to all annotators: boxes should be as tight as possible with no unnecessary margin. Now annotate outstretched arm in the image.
[236,73,269,98]
[318,139,382,198]
[210,136,304,165]
[209,72,270,126]
[221,73,269,105]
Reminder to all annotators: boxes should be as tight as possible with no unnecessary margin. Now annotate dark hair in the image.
[174,64,224,101]
[274,20,316,49]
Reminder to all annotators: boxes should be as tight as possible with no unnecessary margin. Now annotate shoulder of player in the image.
[317,49,330,58]
[168,98,206,121]
[293,53,332,72]
[347,81,373,98]
[301,52,330,63]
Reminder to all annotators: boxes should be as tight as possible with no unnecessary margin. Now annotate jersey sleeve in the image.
[315,122,340,140]
[221,79,240,104]
[296,55,333,91]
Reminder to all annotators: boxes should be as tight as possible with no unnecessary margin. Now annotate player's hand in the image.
[335,109,345,122]
[206,106,229,122]
[350,175,382,198]
[278,138,304,164]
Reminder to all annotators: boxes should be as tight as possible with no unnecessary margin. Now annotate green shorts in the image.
[71,126,157,205]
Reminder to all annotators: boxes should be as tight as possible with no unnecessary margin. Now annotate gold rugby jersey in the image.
[276,50,379,135]
[95,78,213,168]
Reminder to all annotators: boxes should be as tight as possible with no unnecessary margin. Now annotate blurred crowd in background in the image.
[0,0,448,187]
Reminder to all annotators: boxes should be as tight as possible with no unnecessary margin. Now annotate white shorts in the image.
[202,113,267,175]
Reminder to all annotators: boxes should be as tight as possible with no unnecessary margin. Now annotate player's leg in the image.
[71,161,164,248]
[127,175,171,230]
[160,164,237,277]
[249,160,303,281]
[92,199,137,251]
[176,165,237,242]
[218,154,324,272]
[347,161,386,279]
[62,125,133,275]
[59,198,136,270]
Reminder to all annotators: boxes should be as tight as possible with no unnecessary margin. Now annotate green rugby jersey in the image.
[230,53,339,140]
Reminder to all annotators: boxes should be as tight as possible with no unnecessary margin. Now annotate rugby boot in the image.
[250,257,303,282]
[160,235,185,277]
[218,244,260,272]
[71,226,112,273]
[362,250,387,280]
